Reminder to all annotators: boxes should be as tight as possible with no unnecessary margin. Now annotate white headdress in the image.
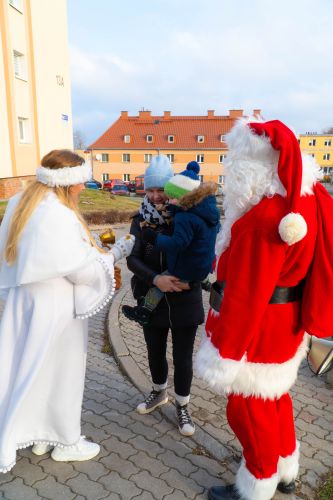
[36,162,92,187]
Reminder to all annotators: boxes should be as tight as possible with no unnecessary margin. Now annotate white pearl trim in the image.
[76,256,116,319]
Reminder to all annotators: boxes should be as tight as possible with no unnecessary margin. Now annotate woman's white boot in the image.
[51,437,100,462]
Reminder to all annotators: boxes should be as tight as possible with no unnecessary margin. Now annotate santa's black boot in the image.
[277,480,296,494]
[208,484,241,500]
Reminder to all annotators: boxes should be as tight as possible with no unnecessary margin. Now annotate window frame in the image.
[196,153,204,163]
[18,116,30,143]
[13,50,27,80]
[197,135,205,143]
[146,134,153,143]
[144,153,152,163]
[122,153,131,163]
[166,154,174,163]
[124,135,131,143]
[168,135,175,143]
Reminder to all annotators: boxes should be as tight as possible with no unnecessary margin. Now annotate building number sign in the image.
[56,75,64,86]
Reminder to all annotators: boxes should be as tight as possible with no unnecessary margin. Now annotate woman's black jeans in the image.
[143,325,198,396]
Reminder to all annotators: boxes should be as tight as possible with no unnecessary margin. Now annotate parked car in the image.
[84,179,102,189]
[103,179,123,191]
[111,184,129,196]
[126,180,136,193]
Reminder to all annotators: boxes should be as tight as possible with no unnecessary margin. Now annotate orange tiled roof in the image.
[89,109,261,150]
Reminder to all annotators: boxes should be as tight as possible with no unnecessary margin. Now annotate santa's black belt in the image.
[209,280,305,312]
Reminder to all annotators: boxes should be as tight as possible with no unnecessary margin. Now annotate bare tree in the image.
[73,129,86,150]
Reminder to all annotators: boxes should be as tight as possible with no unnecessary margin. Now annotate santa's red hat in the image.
[247,120,307,245]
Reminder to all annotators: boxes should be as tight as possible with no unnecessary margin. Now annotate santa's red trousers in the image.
[227,392,298,497]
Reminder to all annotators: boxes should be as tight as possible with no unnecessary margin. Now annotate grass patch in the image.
[79,189,141,212]
[317,471,333,500]
[80,189,141,224]
[0,190,142,224]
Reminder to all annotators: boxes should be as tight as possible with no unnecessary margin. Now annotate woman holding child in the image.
[123,155,219,436]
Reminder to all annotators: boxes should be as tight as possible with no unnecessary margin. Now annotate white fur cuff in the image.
[36,162,92,187]
[236,461,279,500]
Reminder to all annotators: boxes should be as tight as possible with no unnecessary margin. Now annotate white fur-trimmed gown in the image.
[0,192,115,472]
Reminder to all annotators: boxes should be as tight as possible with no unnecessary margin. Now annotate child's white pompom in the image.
[278,213,307,245]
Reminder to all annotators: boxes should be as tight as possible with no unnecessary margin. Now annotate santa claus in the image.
[195,119,333,500]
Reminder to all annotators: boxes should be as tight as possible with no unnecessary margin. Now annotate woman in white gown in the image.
[0,149,134,473]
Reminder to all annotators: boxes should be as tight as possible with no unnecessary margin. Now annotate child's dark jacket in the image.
[156,183,220,281]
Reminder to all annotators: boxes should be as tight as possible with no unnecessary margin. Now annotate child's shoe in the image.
[122,305,151,326]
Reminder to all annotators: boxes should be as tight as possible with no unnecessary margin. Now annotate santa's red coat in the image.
[196,191,318,400]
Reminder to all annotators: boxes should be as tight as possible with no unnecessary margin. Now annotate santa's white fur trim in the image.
[36,162,92,187]
[195,334,309,399]
[194,336,245,391]
[278,441,300,484]
[236,461,278,500]
[279,213,307,245]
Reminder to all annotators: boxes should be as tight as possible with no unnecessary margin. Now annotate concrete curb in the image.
[107,285,233,463]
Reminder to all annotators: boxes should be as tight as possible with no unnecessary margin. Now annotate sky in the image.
[67,0,333,146]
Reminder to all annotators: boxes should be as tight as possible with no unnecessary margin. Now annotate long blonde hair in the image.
[4,149,103,264]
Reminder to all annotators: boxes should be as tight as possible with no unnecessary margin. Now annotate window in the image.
[218,175,225,184]
[101,153,109,162]
[146,135,153,143]
[13,50,26,79]
[124,135,130,143]
[196,154,204,163]
[323,153,331,161]
[9,0,23,11]
[199,175,204,182]
[220,135,226,142]
[308,139,316,146]
[144,153,152,163]
[168,135,174,143]
[197,135,205,143]
[102,173,109,181]
[123,174,130,182]
[219,154,227,163]
[166,154,174,163]
[18,117,30,143]
[122,153,131,162]
[324,139,332,147]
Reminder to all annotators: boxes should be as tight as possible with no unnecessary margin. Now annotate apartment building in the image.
[88,109,262,185]
[0,0,73,198]
[299,133,333,176]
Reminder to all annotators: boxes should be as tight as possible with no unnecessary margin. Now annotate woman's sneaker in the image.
[176,403,195,436]
[51,437,100,462]
[31,443,53,455]
[137,389,168,414]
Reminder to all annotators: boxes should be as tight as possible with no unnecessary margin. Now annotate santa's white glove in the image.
[111,234,135,263]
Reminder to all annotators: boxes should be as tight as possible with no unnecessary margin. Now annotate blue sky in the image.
[67,0,333,145]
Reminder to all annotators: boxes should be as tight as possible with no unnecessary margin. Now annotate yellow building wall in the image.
[299,135,333,170]
[91,149,226,184]
[0,0,73,187]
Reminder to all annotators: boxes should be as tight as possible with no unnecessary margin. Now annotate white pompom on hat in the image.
[248,120,307,245]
